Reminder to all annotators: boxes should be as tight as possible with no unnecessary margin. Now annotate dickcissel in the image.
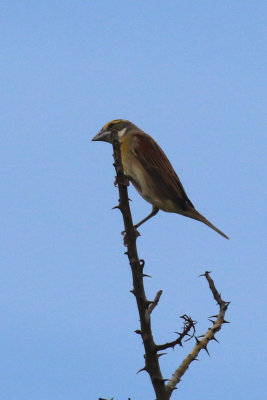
[92,119,229,239]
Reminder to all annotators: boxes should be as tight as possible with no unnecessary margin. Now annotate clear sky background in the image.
[1,1,267,399]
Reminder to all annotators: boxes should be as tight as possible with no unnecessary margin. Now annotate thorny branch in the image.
[110,130,230,400]
[156,315,196,352]
[111,130,169,400]
[166,271,230,395]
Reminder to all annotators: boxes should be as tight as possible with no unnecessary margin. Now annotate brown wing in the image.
[132,132,194,211]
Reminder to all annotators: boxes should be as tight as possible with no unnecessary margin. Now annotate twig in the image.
[166,271,229,395]
[149,290,163,314]
[156,315,196,351]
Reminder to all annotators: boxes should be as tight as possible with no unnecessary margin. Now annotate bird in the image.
[92,119,229,239]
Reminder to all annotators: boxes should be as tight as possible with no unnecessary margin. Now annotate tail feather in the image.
[190,210,229,240]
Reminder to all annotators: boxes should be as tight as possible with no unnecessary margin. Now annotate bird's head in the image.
[92,119,137,143]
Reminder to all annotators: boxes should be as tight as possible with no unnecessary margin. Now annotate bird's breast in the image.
[121,142,175,211]
[121,149,148,195]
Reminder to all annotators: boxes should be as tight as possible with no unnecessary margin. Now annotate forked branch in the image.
[110,130,229,400]
[166,271,230,395]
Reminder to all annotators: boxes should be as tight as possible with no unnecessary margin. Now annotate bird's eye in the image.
[109,123,114,129]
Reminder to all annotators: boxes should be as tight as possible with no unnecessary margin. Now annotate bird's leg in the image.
[134,206,159,229]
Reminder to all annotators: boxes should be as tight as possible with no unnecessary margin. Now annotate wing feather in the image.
[132,132,194,211]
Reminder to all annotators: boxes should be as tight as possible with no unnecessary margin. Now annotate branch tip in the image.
[148,290,163,314]
[199,270,212,277]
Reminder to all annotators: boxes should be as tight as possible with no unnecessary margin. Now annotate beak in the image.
[91,130,111,142]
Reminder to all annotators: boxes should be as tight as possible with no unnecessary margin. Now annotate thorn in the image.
[208,319,216,324]
[203,346,210,356]
[195,337,200,344]
[142,274,152,278]
[124,251,128,255]
[211,336,219,343]
[130,289,136,296]
[137,366,147,374]
[134,330,142,335]
[157,352,167,358]
[112,205,120,210]
[222,319,230,324]
[209,315,218,319]
[192,357,199,361]
[184,337,192,342]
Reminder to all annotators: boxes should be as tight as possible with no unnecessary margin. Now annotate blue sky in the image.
[1,1,267,399]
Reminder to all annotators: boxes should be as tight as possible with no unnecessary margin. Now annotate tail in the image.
[189,210,229,239]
